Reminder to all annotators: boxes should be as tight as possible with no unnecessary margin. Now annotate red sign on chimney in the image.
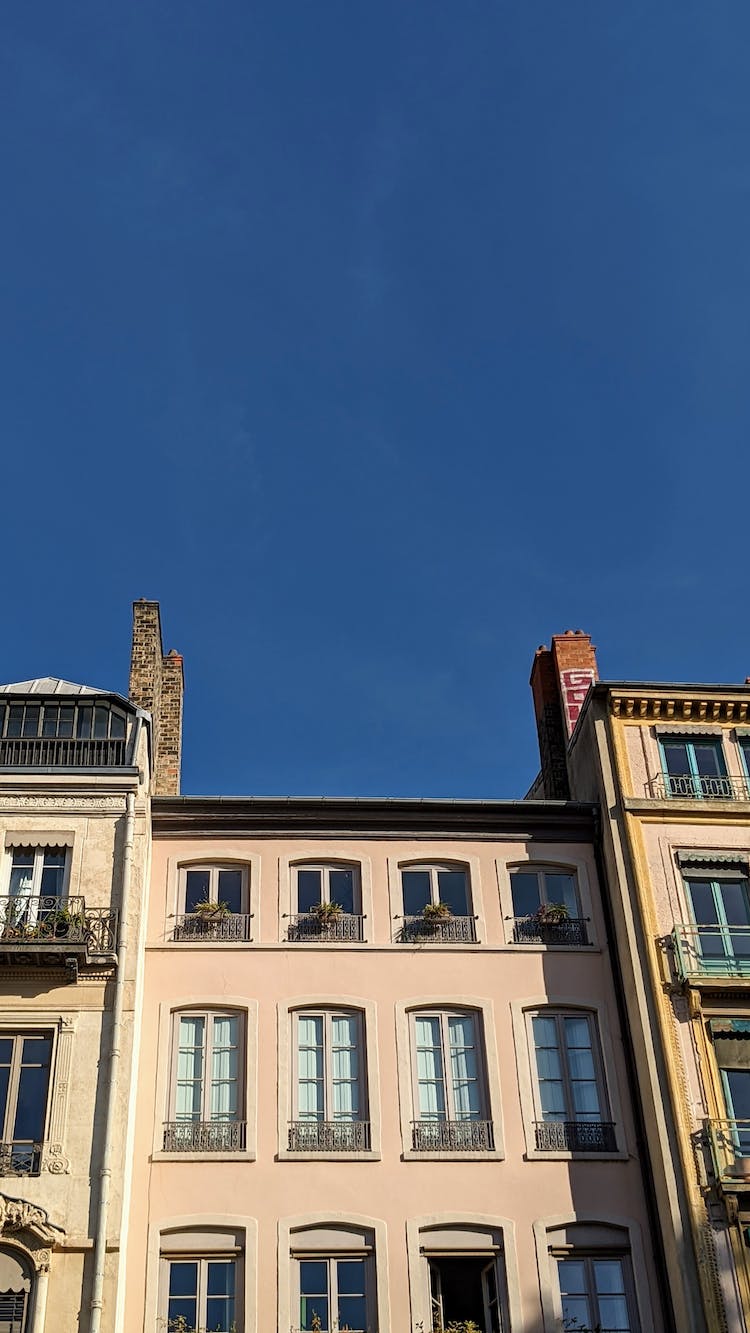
[559,668,596,737]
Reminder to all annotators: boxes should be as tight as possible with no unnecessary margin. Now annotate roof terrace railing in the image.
[0,737,126,768]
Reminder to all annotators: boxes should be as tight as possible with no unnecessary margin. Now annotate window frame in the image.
[527,1008,611,1129]
[409,1008,489,1125]
[159,1249,242,1333]
[3,845,71,902]
[658,734,729,798]
[168,1008,245,1127]
[293,862,361,916]
[0,698,127,742]
[399,862,471,915]
[508,866,582,916]
[501,856,598,950]
[292,1008,367,1125]
[0,1030,54,1171]
[551,1248,640,1333]
[294,1251,373,1333]
[179,863,249,914]
[396,999,504,1159]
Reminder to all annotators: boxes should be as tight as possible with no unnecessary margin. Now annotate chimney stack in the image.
[529,630,598,799]
[129,600,184,795]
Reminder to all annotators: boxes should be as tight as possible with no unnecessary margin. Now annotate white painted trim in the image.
[145,1214,257,1333]
[278,1212,390,1333]
[533,1212,655,1333]
[510,995,629,1161]
[151,998,258,1160]
[277,995,382,1160]
[406,1212,522,1332]
[394,996,505,1160]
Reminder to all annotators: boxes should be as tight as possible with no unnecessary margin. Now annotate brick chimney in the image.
[530,630,598,798]
[128,600,184,795]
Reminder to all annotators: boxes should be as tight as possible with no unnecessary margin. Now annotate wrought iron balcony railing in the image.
[286,913,365,942]
[162,1120,247,1152]
[0,1141,42,1176]
[172,912,252,942]
[649,773,749,801]
[706,1119,750,1188]
[411,1118,494,1152]
[288,1120,371,1152]
[512,916,590,946]
[399,914,477,943]
[0,897,117,959]
[534,1120,617,1153]
[672,924,750,982]
[0,736,127,768]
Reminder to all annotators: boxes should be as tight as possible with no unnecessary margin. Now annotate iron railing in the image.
[288,1120,371,1152]
[162,1120,247,1152]
[706,1119,750,1187]
[512,916,589,946]
[287,913,365,942]
[399,915,477,943]
[649,773,749,801]
[411,1118,494,1151]
[172,913,252,942]
[672,923,750,982]
[0,1141,42,1176]
[534,1120,617,1153]
[0,896,117,956]
[0,736,126,768]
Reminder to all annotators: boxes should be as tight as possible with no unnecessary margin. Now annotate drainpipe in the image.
[89,790,135,1333]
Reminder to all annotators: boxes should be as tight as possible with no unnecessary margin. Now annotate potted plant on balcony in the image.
[51,906,84,939]
[533,901,570,926]
[421,901,452,933]
[310,899,344,930]
[192,898,231,920]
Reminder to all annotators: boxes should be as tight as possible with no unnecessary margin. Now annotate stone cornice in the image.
[610,692,750,725]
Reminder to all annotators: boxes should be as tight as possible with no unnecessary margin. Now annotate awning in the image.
[654,725,724,737]
[709,1019,750,1038]
[678,850,749,870]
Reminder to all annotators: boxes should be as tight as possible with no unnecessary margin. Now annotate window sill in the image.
[277,1149,381,1163]
[503,942,599,953]
[523,1149,628,1163]
[152,1150,256,1163]
[402,1149,504,1162]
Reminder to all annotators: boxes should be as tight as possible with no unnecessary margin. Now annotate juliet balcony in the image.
[534,1120,617,1153]
[648,773,750,801]
[512,916,590,946]
[163,1121,247,1153]
[672,924,750,984]
[286,913,365,943]
[706,1119,750,1191]
[398,914,478,944]
[288,1120,371,1152]
[0,896,117,978]
[172,912,253,942]
[411,1118,495,1152]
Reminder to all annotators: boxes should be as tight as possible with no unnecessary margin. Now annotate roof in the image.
[0,677,106,696]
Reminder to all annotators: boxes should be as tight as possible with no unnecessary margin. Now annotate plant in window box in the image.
[192,898,232,920]
[421,901,452,930]
[310,899,344,927]
[533,901,570,926]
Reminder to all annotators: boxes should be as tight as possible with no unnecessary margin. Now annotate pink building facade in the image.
[123,796,666,1333]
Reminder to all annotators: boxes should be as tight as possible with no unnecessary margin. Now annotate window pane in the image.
[687,880,720,925]
[545,872,579,914]
[298,870,322,913]
[510,872,541,917]
[337,1258,365,1294]
[40,850,66,898]
[0,1064,9,1133]
[93,706,109,739]
[211,1016,239,1120]
[329,869,354,914]
[438,869,468,915]
[662,741,689,776]
[14,1067,50,1141]
[338,1295,367,1329]
[300,1259,329,1331]
[6,707,23,738]
[58,706,74,737]
[402,870,431,915]
[110,710,126,740]
[217,870,243,913]
[594,1260,625,1294]
[9,851,33,898]
[298,1016,324,1118]
[693,742,725,778]
[185,870,211,912]
[76,706,92,740]
[415,1017,445,1118]
[41,706,58,738]
[598,1295,631,1330]
[169,1261,198,1296]
[21,707,39,738]
[176,1017,205,1120]
[720,882,750,928]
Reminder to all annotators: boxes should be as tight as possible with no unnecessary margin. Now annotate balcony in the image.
[162,1121,247,1152]
[172,912,252,942]
[512,916,590,946]
[399,914,477,944]
[0,736,126,768]
[288,1120,371,1152]
[0,1142,42,1177]
[706,1119,750,1190]
[649,773,749,801]
[411,1118,495,1152]
[0,897,117,977]
[534,1120,617,1153]
[286,913,365,943]
[672,924,750,983]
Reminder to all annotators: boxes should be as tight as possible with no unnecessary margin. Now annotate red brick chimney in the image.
[128,600,184,795]
[530,630,598,798]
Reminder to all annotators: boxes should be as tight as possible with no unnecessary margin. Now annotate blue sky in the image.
[2,4,749,797]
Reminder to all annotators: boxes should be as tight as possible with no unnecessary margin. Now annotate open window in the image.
[419,1224,508,1333]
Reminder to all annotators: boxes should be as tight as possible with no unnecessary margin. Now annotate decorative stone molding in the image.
[41,1144,70,1175]
[611,694,750,724]
[0,795,127,812]
[0,1194,64,1270]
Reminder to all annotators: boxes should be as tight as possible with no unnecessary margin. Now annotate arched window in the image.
[399,862,476,942]
[0,1246,32,1333]
[289,1008,369,1152]
[548,1223,638,1331]
[289,863,364,942]
[291,1223,376,1333]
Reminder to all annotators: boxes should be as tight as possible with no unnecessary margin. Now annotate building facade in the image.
[531,629,750,1333]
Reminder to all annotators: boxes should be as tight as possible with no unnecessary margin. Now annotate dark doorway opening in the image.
[429,1254,502,1331]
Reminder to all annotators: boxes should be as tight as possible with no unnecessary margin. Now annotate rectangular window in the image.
[0,1032,52,1175]
[166,1257,237,1333]
[410,1011,493,1151]
[401,865,469,916]
[685,874,750,972]
[183,867,245,914]
[298,1256,368,1333]
[165,1012,245,1153]
[530,1012,616,1152]
[659,737,730,798]
[290,1011,369,1151]
[556,1254,635,1332]
[7,846,67,902]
